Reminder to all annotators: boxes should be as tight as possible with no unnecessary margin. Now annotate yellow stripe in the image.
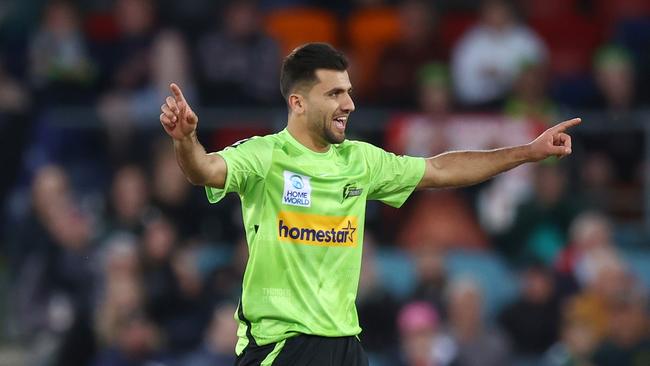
[277,211,358,247]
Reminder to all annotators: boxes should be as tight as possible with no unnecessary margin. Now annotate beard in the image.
[308,108,345,145]
[323,120,345,144]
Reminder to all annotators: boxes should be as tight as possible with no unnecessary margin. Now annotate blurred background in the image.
[1,0,650,365]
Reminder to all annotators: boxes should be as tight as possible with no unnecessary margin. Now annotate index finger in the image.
[554,117,582,133]
[170,83,185,103]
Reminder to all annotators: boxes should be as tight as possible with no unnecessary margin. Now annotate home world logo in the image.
[283,171,311,207]
[277,211,358,247]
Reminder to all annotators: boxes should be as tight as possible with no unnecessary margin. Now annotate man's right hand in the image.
[160,83,198,141]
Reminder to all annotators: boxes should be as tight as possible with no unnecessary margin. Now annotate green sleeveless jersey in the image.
[205,129,424,353]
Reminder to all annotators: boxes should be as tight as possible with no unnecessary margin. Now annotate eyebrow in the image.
[323,86,353,95]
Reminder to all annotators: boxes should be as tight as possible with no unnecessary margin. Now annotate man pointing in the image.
[160,43,579,366]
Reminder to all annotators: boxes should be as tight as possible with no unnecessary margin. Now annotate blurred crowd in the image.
[1,0,650,365]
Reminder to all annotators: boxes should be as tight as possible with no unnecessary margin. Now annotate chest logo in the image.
[278,211,358,247]
[342,183,363,201]
[283,171,312,207]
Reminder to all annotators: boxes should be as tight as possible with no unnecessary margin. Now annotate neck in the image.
[287,115,330,153]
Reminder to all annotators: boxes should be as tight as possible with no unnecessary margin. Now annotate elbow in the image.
[426,158,451,188]
[185,174,206,186]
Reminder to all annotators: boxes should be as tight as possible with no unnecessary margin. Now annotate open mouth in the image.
[333,115,347,131]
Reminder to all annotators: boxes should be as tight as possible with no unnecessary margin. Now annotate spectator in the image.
[101,29,195,128]
[100,165,151,238]
[611,17,650,104]
[98,30,195,162]
[95,237,142,347]
[579,46,644,217]
[195,0,281,105]
[500,163,585,264]
[591,45,639,113]
[503,60,558,126]
[498,264,560,361]
[139,215,178,328]
[28,0,97,104]
[384,63,452,157]
[409,246,448,316]
[357,237,401,356]
[106,0,157,92]
[543,296,602,366]
[92,312,165,366]
[452,0,547,108]
[374,0,445,106]
[445,278,511,366]
[8,165,70,272]
[10,166,97,365]
[569,250,632,345]
[390,301,454,366]
[178,303,238,366]
[149,139,200,240]
[555,211,614,291]
[91,0,158,162]
[162,245,213,354]
[577,153,616,214]
[591,288,650,366]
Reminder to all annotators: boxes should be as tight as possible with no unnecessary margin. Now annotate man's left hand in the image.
[527,118,582,162]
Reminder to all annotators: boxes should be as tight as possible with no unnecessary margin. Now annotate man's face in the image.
[302,69,355,145]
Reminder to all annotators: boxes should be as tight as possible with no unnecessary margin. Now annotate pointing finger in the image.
[554,117,581,133]
[170,83,185,103]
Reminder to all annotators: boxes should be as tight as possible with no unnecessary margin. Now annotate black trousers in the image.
[235,334,369,366]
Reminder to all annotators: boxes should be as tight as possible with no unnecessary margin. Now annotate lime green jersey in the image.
[205,129,425,353]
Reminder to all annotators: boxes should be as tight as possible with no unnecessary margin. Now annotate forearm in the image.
[420,144,533,189]
[173,132,225,187]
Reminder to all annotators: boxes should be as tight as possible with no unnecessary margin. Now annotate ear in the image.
[288,93,306,115]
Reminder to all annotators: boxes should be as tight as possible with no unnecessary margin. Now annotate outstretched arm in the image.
[160,83,227,188]
[417,118,581,189]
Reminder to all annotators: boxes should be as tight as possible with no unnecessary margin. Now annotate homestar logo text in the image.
[282,171,311,207]
[277,211,358,247]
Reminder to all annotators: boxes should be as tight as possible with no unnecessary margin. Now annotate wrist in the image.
[174,130,197,144]
[522,143,539,163]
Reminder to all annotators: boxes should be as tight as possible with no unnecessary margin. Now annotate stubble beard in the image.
[323,120,344,144]
[309,109,345,145]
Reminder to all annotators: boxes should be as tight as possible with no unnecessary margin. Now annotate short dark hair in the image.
[280,43,349,99]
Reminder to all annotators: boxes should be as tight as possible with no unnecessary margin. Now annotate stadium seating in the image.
[530,14,604,78]
[439,12,477,51]
[346,7,401,96]
[264,7,339,57]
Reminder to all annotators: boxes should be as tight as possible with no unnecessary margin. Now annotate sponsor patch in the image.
[282,171,311,207]
[277,211,358,247]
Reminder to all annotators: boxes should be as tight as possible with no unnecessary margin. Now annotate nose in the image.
[341,93,355,113]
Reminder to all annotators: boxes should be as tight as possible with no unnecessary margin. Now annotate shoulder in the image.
[336,140,396,163]
[337,139,380,149]
[217,133,280,171]
[223,133,279,152]
[335,139,382,155]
